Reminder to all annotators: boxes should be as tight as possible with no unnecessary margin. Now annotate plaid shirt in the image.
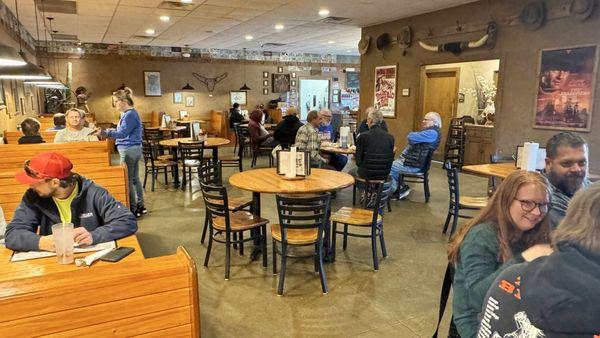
[295,123,325,165]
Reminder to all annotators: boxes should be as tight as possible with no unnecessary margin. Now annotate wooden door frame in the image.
[415,67,461,131]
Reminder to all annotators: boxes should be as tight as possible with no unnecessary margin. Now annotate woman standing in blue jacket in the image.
[98,89,145,217]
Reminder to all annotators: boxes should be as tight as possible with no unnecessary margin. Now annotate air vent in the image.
[158,1,196,11]
[318,16,351,24]
[263,43,286,47]
[35,0,77,14]
[51,33,78,41]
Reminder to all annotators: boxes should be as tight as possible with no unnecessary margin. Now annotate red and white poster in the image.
[374,65,397,118]
[534,45,597,131]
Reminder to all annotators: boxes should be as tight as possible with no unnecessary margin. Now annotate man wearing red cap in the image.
[4,152,137,252]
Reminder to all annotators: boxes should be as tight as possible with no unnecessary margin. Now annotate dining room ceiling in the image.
[6,0,477,55]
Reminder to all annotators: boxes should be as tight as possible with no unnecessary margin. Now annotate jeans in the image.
[119,145,144,210]
[329,153,348,171]
[390,157,421,192]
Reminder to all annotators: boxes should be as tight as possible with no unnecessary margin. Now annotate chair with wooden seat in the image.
[178,141,209,191]
[398,148,435,202]
[250,136,275,168]
[201,182,268,280]
[199,161,252,244]
[220,133,244,172]
[331,180,391,270]
[141,141,177,192]
[442,161,488,236]
[272,193,331,295]
[488,153,515,196]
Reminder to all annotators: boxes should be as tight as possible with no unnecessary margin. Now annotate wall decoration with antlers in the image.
[418,21,497,56]
[191,72,228,94]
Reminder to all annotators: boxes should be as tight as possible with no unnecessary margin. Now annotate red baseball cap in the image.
[15,152,73,185]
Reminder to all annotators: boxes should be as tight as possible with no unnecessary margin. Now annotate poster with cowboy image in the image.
[374,65,397,118]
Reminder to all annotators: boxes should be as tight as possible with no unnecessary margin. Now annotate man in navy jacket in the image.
[4,152,137,252]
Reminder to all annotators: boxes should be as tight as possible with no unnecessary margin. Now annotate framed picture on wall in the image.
[374,65,397,118]
[263,88,269,95]
[291,79,297,87]
[230,91,247,105]
[19,97,25,114]
[272,73,290,93]
[346,71,360,89]
[278,66,284,73]
[173,91,183,104]
[143,71,162,96]
[185,96,195,107]
[263,80,269,87]
[291,72,297,78]
[533,45,597,132]
[263,71,269,78]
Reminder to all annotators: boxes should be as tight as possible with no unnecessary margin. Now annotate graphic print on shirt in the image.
[479,296,545,338]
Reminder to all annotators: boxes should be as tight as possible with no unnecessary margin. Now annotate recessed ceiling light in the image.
[145,28,155,35]
[275,24,284,30]
[181,0,192,3]
[245,35,254,40]
[328,40,335,44]
[159,15,170,22]
[318,9,330,16]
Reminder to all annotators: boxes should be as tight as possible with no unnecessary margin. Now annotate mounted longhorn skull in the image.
[418,21,497,55]
[192,72,228,93]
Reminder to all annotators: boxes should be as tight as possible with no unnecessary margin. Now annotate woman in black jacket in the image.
[273,107,303,148]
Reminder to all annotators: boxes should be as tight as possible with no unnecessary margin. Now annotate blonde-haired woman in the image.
[448,170,553,338]
[95,89,145,217]
[477,183,600,336]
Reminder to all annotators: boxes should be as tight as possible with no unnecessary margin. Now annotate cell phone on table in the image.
[88,128,100,136]
[100,247,135,262]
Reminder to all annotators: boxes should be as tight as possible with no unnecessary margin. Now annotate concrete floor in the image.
[133,151,488,337]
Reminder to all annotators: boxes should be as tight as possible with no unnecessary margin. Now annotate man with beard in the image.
[4,152,137,252]
[543,132,590,229]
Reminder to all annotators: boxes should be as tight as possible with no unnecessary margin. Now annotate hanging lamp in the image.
[0,43,26,66]
[239,48,251,91]
[182,83,195,90]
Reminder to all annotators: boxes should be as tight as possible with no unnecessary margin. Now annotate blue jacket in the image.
[105,108,143,149]
[5,176,137,252]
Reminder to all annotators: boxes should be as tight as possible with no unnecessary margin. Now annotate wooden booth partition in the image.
[209,110,228,139]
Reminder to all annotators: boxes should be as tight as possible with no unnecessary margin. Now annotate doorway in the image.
[299,79,330,120]
[418,68,459,159]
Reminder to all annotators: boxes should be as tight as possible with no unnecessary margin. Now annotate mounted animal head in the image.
[418,21,497,56]
[191,72,228,93]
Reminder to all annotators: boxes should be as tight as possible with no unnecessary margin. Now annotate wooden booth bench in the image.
[0,141,111,172]
[3,130,58,144]
[0,246,200,337]
[0,165,129,222]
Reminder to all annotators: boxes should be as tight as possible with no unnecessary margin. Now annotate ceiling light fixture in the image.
[0,43,26,66]
[181,0,192,3]
[159,15,170,22]
[145,28,155,35]
[245,35,254,41]
[275,24,284,30]
[318,9,330,16]
[328,40,335,44]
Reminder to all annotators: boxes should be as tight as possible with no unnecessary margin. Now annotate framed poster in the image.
[374,65,397,118]
[185,96,195,107]
[143,71,161,96]
[533,45,597,131]
[230,91,247,105]
[346,71,360,89]
[272,73,290,93]
[173,91,183,104]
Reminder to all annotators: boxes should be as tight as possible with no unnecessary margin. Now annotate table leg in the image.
[250,192,262,261]
[172,148,180,187]
[212,147,218,163]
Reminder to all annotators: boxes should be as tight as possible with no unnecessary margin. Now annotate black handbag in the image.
[432,263,461,338]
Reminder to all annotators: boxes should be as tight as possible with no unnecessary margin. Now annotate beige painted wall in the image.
[360,0,600,172]
[40,56,352,125]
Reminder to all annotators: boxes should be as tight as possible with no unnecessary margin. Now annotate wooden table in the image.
[146,126,187,138]
[159,137,230,187]
[462,162,517,179]
[230,168,354,260]
[320,143,356,155]
[0,235,144,282]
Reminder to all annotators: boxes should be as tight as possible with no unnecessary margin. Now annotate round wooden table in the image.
[229,168,354,261]
[320,143,356,155]
[159,137,230,187]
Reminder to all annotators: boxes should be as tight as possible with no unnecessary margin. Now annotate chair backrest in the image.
[179,141,205,162]
[143,127,163,143]
[362,151,394,180]
[490,154,514,163]
[234,123,248,155]
[422,148,436,173]
[444,161,460,207]
[200,181,230,228]
[141,141,156,165]
[361,180,392,221]
[199,160,223,185]
[275,194,331,243]
[176,121,191,137]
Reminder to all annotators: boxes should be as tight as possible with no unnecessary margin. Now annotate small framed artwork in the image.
[332,89,340,95]
[263,80,269,87]
[291,72,297,78]
[19,97,25,114]
[458,92,465,103]
[263,88,269,95]
[185,96,195,107]
[277,66,284,73]
[263,71,269,78]
[143,71,162,96]
[332,94,340,103]
[402,88,410,97]
[272,73,290,93]
[173,91,183,104]
[179,110,189,119]
[230,91,248,105]
[291,79,297,87]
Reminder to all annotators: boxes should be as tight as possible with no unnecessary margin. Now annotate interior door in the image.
[419,69,459,159]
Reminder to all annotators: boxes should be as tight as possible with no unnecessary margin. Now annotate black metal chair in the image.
[398,148,435,202]
[199,161,252,244]
[141,141,177,192]
[488,153,515,196]
[201,181,268,280]
[233,123,250,157]
[272,193,331,295]
[178,141,208,191]
[442,161,487,236]
[352,152,394,209]
[220,131,244,172]
[250,136,275,168]
[144,127,172,161]
[331,180,391,270]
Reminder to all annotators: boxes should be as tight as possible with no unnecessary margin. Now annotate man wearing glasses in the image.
[318,109,348,171]
[4,152,137,252]
[389,111,442,200]
[543,132,590,229]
